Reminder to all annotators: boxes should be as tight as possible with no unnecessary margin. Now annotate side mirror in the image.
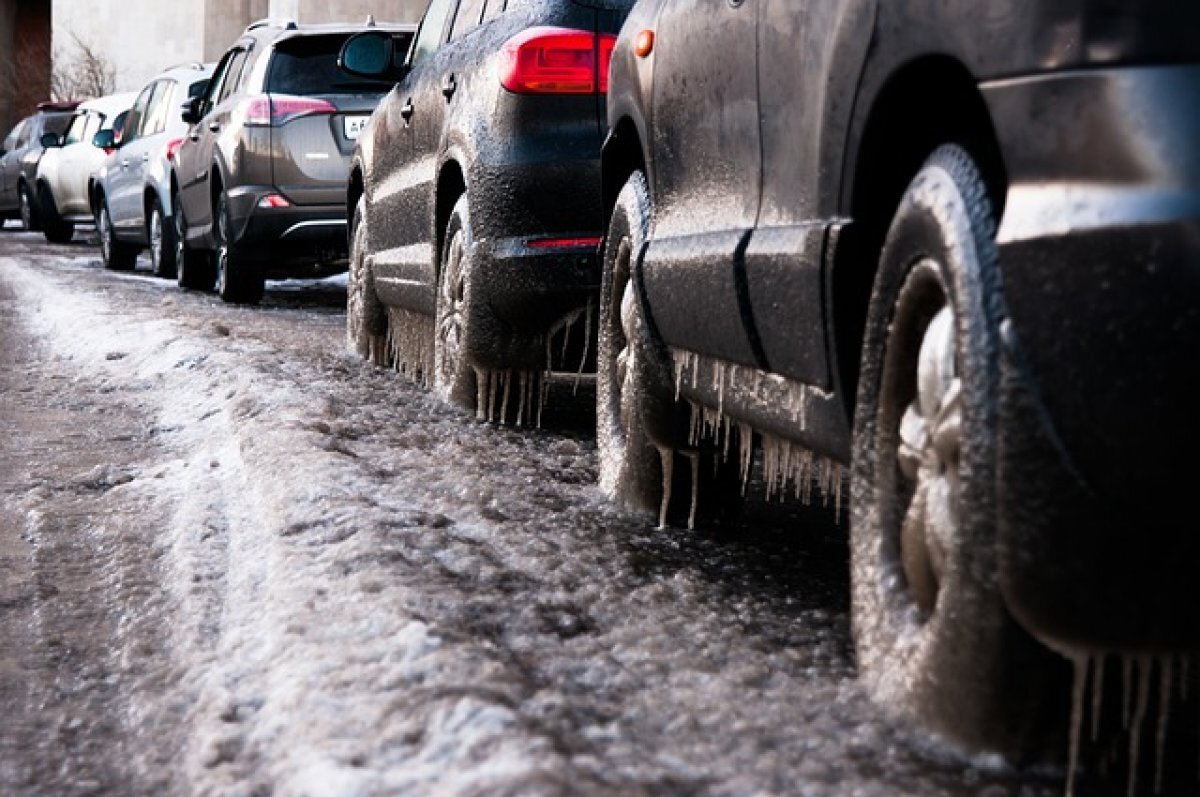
[339,31,401,81]
[92,129,116,150]
[40,131,60,148]
[181,95,205,126]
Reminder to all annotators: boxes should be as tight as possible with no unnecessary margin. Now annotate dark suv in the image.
[601,0,1200,766]
[171,18,415,303]
[0,101,79,231]
[339,0,633,421]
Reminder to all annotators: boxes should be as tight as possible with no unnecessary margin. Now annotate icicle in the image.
[1128,656,1152,797]
[575,298,593,393]
[516,371,528,427]
[656,445,674,530]
[487,369,498,422]
[1093,654,1106,743]
[499,370,512,422]
[1155,656,1172,795]
[474,366,488,421]
[833,463,844,520]
[738,423,754,494]
[684,451,700,531]
[1066,654,1089,797]
[1124,656,1135,730]
[386,307,434,386]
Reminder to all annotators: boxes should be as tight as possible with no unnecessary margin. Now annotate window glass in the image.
[451,0,486,40]
[203,49,239,111]
[3,119,25,151]
[42,112,72,140]
[268,34,394,95]
[409,0,456,67]
[144,80,173,136]
[218,49,249,103]
[61,113,88,146]
[123,84,155,143]
[481,0,505,23]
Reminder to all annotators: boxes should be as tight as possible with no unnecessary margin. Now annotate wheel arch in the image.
[434,159,466,279]
[833,54,1008,421]
[601,116,648,228]
[346,164,365,246]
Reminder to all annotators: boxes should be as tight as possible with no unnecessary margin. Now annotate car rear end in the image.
[981,1,1200,654]
[232,28,406,275]
[465,0,634,367]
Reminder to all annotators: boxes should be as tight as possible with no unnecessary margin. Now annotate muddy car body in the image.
[600,0,1200,759]
[341,0,634,419]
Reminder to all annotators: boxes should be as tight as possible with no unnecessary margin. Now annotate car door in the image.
[370,0,457,315]
[640,0,762,369]
[109,82,158,229]
[178,45,249,242]
[750,0,876,388]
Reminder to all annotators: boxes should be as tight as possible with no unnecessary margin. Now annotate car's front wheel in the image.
[18,183,39,232]
[850,145,1063,759]
[173,189,215,291]
[214,191,264,305]
[148,196,176,279]
[38,184,73,244]
[97,200,137,270]
[433,194,478,410]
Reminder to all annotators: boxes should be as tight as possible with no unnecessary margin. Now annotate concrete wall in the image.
[47,0,426,102]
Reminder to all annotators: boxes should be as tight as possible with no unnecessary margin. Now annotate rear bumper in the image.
[225,184,348,272]
[983,64,1200,652]
[463,235,600,372]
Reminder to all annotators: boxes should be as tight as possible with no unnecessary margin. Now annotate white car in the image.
[91,62,214,274]
[34,91,137,243]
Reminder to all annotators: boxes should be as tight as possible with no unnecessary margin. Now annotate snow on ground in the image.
[0,246,1065,796]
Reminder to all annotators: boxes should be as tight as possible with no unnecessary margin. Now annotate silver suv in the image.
[171,18,414,304]
[90,62,215,275]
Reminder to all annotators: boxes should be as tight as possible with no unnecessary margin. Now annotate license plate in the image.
[343,115,370,140]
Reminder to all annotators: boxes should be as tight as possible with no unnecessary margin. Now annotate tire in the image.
[346,198,390,366]
[850,145,1060,759]
[596,171,676,520]
[432,194,477,409]
[18,183,40,232]
[173,188,215,291]
[214,191,263,305]
[97,201,137,270]
[148,196,176,278]
[38,184,73,244]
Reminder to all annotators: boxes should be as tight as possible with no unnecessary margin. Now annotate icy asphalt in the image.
[0,229,1067,796]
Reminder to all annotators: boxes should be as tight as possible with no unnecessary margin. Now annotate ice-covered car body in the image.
[90,62,215,274]
[601,0,1200,760]
[35,91,137,242]
[0,101,78,231]
[171,18,414,304]
[341,0,634,420]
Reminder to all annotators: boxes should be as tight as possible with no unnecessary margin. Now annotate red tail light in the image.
[239,94,336,127]
[498,27,617,95]
[164,137,184,163]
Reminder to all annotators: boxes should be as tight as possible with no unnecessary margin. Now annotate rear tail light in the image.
[164,137,184,164]
[238,94,337,127]
[498,27,617,95]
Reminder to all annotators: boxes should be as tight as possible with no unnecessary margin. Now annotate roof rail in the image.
[245,18,298,33]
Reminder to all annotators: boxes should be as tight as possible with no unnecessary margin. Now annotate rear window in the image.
[41,112,73,137]
[267,34,396,96]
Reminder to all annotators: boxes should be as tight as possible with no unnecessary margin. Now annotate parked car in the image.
[338,0,633,421]
[90,62,214,274]
[171,18,414,304]
[600,0,1200,764]
[0,100,79,231]
[35,91,138,243]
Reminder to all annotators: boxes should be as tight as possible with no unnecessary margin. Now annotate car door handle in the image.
[141,153,150,163]
[400,99,414,121]
[441,75,457,99]
[208,121,220,133]
[121,159,129,168]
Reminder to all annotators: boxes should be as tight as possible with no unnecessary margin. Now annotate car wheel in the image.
[347,198,390,366]
[18,183,40,232]
[173,189,215,291]
[596,170,675,520]
[148,196,177,279]
[433,194,478,410]
[214,191,264,305]
[850,145,1060,759]
[38,184,73,244]
[97,201,137,270]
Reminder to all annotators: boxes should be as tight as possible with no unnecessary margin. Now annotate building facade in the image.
[52,0,424,94]
[0,0,53,138]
